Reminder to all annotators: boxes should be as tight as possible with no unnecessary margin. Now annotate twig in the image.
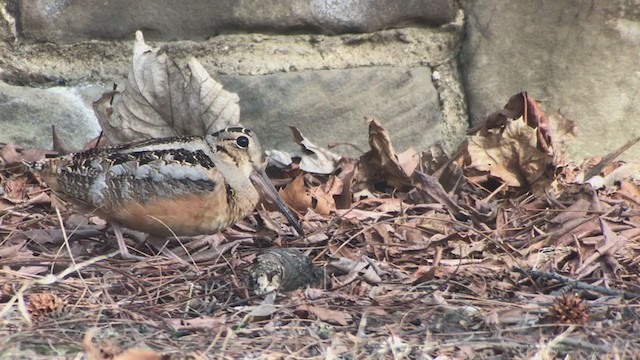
[582,136,640,181]
[512,266,640,299]
[557,336,613,353]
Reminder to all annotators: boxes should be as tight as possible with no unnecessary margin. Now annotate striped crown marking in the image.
[212,127,252,137]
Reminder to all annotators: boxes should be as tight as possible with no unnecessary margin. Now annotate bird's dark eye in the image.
[236,135,250,149]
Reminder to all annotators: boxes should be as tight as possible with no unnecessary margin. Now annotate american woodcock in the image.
[33,127,303,260]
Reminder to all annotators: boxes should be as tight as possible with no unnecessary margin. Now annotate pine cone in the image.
[547,293,589,325]
[26,292,65,319]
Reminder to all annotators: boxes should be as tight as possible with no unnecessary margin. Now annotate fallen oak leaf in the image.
[308,187,336,216]
[471,93,557,154]
[465,117,553,194]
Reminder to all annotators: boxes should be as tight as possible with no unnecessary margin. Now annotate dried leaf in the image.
[397,147,419,176]
[279,173,336,216]
[523,93,552,153]
[450,241,487,258]
[465,117,553,192]
[0,240,26,258]
[355,117,413,191]
[328,257,382,284]
[266,149,293,168]
[82,133,111,151]
[21,148,46,163]
[480,93,576,158]
[290,126,341,174]
[616,181,640,207]
[23,229,64,245]
[547,111,577,166]
[334,157,357,209]
[167,315,226,331]
[0,143,21,165]
[0,199,13,211]
[94,31,240,143]
[298,304,352,325]
[83,328,163,360]
[413,171,469,223]
[334,208,387,221]
[51,125,76,154]
[248,303,279,318]
[422,143,450,175]
[3,175,28,201]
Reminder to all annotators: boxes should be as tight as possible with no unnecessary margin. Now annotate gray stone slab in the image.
[0,81,103,150]
[218,66,443,155]
[461,0,640,160]
[0,66,463,158]
[14,0,457,43]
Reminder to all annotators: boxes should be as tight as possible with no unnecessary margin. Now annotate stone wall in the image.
[1,0,639,160]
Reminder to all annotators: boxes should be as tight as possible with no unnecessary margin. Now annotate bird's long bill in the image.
[250,169,304,236]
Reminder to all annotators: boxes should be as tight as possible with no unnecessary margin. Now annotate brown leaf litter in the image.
[2,32,640,358]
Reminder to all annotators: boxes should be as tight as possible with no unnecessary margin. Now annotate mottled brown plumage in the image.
[35,127,302,260]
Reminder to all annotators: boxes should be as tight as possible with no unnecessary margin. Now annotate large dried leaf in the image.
[94,31,240,143]
[464,99,578,196]
[466,117,553,192]
[482,93,576,156]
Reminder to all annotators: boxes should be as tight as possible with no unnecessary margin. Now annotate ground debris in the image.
[3,92,640,359]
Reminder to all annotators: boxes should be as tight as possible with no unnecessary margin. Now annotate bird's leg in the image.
[112,223,146,260]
